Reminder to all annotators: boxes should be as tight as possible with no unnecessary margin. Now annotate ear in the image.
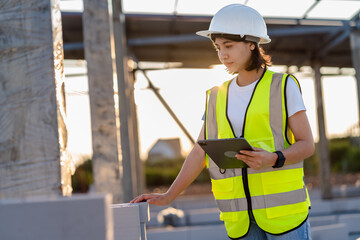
[249,43,255,51]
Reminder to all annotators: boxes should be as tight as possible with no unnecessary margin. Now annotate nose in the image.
[218,49,228,63]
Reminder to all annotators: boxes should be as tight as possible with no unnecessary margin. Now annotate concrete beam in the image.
[0,194,114,240]
[187,208,221,226]
[309,215,337,227]
[310,196,360,216]
[147,224,228,240]
[338,214,360,234]
[311,223,348,240]
[112,202,150,240]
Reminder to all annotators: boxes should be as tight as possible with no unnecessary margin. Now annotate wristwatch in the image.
[272,151,286,168]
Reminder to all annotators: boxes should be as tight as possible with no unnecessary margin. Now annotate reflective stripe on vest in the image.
[216,185,307,212]
[209,161,304,180]
[204,70,309,237]
[205,86,219,169]
[269,73,285,150]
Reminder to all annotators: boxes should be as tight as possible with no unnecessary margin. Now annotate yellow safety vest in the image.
[204,69,310,239]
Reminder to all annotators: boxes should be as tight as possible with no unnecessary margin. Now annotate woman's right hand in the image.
[130,193,172,206]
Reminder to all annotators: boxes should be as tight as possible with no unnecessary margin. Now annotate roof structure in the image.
[61,0,360,69]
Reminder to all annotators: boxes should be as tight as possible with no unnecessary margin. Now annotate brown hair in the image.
[210,33,272,72]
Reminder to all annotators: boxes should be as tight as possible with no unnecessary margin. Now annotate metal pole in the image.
[112,0,139,201]
[312,61,332,199]
[350,30,360,131]
[129,70,144,195]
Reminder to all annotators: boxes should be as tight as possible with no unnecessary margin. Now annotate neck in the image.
[236,68,264,87]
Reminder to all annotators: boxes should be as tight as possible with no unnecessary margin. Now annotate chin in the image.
[225,68,238,75]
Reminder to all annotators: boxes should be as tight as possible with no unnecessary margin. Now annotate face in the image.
[214,38,255,73]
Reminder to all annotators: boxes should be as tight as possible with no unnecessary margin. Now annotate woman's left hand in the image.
[235,147,277,170]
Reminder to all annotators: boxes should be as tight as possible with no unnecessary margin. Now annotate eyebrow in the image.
[215,40,233,47]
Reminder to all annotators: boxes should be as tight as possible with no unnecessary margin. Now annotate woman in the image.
[131,4,314,239]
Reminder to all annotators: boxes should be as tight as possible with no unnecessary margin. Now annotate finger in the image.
[236,154,251,163]
[132,194,150,203]
[239,150,256,156]
[130,195,142,203]
[235,153,245,160]
[130,196,139,203]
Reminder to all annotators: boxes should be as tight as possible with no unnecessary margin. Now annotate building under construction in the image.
[1,1,360,239]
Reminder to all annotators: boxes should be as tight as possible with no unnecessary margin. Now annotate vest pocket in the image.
[261,168,304,194]
[248,138,274,152]
[261,170,308,219]
[211,177,234,199]
[220,211,238,221]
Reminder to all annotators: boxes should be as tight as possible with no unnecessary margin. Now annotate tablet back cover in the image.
[198,138,252,169]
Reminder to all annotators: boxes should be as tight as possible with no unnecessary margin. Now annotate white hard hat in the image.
[196,4,271,44]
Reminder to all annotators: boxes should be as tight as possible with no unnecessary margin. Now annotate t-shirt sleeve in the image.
[286,76,306,117]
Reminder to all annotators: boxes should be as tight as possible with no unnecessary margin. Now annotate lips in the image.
[224,62,233,68]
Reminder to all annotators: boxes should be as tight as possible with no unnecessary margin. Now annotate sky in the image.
[61,0,360,164]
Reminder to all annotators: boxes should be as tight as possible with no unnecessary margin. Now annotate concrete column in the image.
[350,30,360,130]
[313,61,332,199]
[0,0,71,198]
[111,0,139,201]
[83,0,123,203]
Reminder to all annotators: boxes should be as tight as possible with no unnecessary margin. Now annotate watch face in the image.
[277,158,285,166]
[273,151,285,168]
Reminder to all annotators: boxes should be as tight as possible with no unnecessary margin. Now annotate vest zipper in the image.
[242,168,255,221]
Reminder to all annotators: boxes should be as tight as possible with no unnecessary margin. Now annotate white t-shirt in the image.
[228,76,306,137]
[202,75,306,137]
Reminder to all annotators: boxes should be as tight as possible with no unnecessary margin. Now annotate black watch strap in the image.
[272,151,286,168]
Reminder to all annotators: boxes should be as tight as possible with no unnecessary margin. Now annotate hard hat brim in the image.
[196,30,271,44]
[196,30,213,38]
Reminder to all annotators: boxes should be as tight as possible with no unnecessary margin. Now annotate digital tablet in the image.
[197,138,253,169]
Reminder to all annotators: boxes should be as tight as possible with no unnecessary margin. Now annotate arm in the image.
[236,110,314,170]
[130,125,206,205]
[279,110,315,164]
